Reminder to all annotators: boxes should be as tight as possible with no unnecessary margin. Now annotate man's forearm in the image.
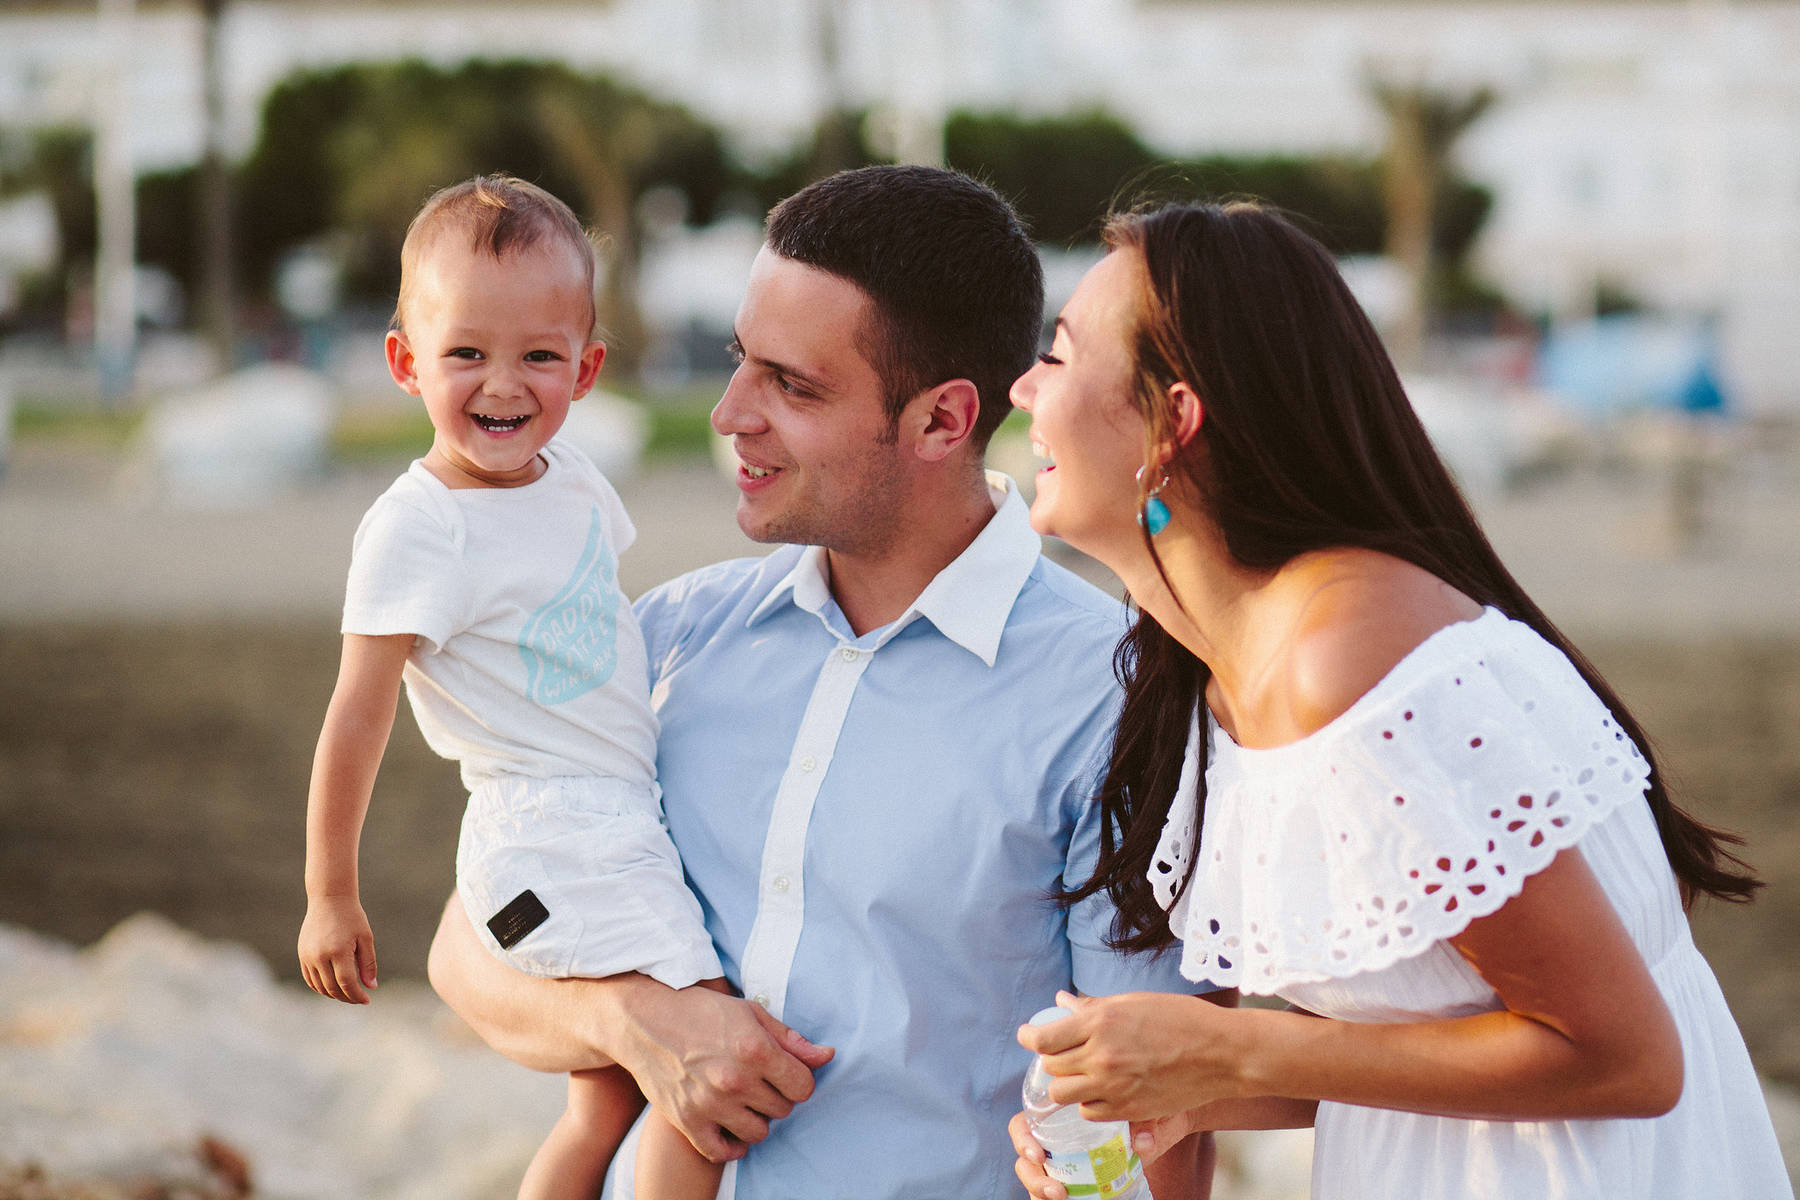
[427,892,635,1072]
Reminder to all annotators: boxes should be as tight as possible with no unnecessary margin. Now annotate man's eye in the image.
[726,341,745,364]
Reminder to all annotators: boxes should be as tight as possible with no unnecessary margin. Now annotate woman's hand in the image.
[1009,1107,1194,1200]
[1018,991,1250,1123]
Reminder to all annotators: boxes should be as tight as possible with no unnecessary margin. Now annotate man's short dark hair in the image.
[764,165,1044,449]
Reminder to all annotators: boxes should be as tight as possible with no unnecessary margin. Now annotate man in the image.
[429,165,1215,1198]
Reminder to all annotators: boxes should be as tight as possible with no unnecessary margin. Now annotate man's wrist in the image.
[599,971,677,1080]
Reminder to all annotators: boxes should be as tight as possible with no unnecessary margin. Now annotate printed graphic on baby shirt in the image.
[519,506,619,705]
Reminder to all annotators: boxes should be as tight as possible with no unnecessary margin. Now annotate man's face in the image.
[713,247,912,555]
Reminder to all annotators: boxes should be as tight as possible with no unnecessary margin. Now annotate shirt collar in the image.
[745,472,1042,667]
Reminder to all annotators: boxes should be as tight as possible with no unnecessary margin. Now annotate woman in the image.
[1006,202,1790,1199]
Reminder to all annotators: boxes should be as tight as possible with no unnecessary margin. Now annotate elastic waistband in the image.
[468,773,663,818]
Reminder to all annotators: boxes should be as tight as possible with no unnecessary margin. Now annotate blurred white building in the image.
[3,0,1797,412]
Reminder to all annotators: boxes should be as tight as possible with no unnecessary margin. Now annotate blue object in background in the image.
[1535,315,1730,418]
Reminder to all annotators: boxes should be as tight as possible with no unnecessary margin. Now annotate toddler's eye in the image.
[525,350,564,363]
[448,347,482,360]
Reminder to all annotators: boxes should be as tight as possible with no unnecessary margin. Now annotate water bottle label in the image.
[1042,1131,1142,1198]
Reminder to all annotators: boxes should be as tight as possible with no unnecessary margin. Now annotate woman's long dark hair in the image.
[1065,202,1760,955]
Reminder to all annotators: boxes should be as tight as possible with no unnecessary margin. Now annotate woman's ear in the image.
[1168,381,1204,447]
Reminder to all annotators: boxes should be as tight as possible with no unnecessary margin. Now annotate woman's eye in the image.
[1037,352,1063,367]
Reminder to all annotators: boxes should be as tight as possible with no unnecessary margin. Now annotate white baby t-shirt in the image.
[341,439,658,792]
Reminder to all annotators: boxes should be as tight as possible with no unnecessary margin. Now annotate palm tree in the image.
[1369,80,1495,369]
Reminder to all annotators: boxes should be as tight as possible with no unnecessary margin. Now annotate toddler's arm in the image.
[298,632,414,1003]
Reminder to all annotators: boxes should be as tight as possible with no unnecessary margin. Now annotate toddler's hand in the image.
[298,895,379,1004]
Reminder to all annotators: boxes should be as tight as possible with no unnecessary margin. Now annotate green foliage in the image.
[745,108,889,218]
[941,108,1491,269]
[235,59,733,305]
[0,127,96,322]
[945,109,1156,246]
[137,166,201,308]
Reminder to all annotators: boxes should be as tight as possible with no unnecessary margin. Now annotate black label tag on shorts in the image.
[487,889,550,950]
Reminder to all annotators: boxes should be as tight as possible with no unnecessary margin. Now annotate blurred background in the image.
[0,0,1796,1195]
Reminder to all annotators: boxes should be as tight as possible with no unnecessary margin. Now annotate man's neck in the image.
[824,472,999,637]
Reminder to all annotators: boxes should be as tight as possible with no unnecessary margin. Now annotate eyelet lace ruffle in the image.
[1151,609,1652,993]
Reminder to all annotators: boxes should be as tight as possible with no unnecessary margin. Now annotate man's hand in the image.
[428,894,833,1161]
[614,982,835,1162]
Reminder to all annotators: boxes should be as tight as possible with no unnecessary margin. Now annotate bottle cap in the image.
[1028,1005,1070,1028]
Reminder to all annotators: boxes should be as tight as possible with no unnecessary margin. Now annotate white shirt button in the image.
[753,993,771,1008]
[772,875,791,892]
[840,647,861,662]
[799,754,817,772]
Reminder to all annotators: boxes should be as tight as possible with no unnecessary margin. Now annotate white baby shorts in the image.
[455,774,722,989]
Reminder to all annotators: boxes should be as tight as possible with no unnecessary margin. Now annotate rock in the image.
[0,916,564,1199]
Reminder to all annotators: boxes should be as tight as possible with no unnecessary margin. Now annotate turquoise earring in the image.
[1136,467,1172,536]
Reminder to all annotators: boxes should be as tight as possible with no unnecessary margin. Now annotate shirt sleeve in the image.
[341,487,469,653]
[1064,750,1217,997]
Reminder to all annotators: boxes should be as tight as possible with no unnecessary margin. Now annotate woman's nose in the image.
[1009,363,1039,412]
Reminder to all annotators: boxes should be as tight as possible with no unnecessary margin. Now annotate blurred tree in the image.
[747,107,888,218]
[940,106,1501,327]
[0,128,95,329]
[235,59,731,379]
[1370,81,1496,367]
[944,109,1156,246]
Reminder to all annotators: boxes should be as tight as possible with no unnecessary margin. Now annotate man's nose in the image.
[711,366,765,436]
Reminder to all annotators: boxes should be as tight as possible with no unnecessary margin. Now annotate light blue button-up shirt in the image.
[612,477,1195,1200]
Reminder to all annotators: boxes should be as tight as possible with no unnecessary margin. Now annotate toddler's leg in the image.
[518,1065,645,1200]
[634,1107,725,1200]
[635,976,732,1200]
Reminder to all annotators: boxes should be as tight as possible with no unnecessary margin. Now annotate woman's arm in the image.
[1023,846,1683,1125]
[427,894,835,1162]
[298,632,414,1003]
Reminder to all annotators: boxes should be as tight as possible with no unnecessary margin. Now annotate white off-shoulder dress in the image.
[1150,607,1791,1199]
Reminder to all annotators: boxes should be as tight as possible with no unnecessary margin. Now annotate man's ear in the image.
[385,330,421,396]
[572,340,607,400]
[911,378,981,464]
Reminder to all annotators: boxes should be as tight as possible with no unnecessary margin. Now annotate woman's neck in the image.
[1114,520,1276,716]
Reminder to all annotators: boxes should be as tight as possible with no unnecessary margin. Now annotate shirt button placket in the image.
[737,640,873,1021]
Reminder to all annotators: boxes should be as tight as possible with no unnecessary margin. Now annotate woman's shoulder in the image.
[1272,552,1485,743]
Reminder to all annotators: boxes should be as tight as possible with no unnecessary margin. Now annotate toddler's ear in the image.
[385,330,422,395]
[572,340,607,400]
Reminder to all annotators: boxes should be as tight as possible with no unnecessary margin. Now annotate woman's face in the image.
[1009,248,1153,561]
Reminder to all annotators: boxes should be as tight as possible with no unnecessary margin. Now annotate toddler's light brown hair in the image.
[394,174,597,335]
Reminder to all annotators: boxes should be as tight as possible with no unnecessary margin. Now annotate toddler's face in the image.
[388,239,602,487]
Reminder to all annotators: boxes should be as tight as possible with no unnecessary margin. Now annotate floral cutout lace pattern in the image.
[1151,609,1653,993]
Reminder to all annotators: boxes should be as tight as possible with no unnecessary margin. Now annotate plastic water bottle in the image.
[1022,1007,1149,1199]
